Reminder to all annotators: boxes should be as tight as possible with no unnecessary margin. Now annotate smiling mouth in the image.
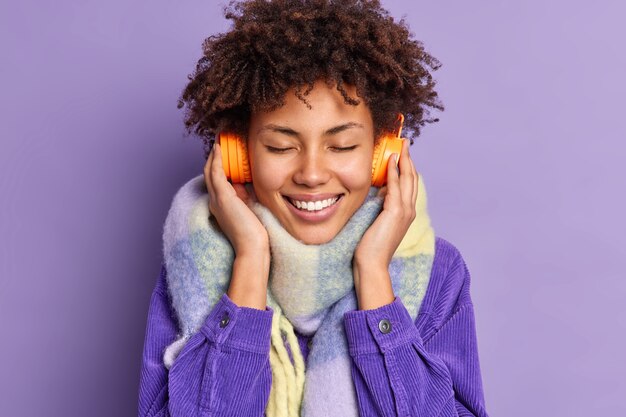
[284,195,344,212]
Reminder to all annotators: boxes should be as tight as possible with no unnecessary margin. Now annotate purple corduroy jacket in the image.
[138,236,490,417]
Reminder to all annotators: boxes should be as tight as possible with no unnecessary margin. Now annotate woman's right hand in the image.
[204,142,270,310]
[204,142,269,254]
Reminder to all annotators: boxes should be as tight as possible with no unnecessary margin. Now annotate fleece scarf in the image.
[161,173,435,417]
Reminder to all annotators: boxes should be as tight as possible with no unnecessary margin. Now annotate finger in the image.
[204,145,216,196]
[210,143,234,197]
[385,153,401,207]
[411,158,419,207]
[403,145,417,205]
[233,183,251,205]
[398,140,415,207]
[245,183,260,203]
[204,148,220,218]
[376,185,388,199]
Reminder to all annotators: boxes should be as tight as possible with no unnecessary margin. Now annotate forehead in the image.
[250,80,373,131]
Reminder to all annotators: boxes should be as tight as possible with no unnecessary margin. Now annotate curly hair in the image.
[177,0,444,159]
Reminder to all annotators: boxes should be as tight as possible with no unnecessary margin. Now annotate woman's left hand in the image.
[353,139,418,310]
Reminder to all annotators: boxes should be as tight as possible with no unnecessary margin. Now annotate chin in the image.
[290,226,340,245]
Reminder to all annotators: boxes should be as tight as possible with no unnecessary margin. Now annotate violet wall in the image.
[1,1,624,415]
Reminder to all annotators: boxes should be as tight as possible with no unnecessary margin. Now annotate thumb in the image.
[244,183,260,203]
[376,185,388,199]
[232,183,253,205]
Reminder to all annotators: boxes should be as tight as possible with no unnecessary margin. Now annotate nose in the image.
[292,151,331,188]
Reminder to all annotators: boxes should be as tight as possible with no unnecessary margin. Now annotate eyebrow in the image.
[257,122,364,137]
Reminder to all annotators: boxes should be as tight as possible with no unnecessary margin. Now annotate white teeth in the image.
[289,196,339,212]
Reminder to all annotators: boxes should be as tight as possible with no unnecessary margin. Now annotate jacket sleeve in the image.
[343,254,489,417]
[138,264,274,417]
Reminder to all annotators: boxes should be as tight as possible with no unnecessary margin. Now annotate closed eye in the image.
[331,145,358,152]
[266,146,294,153]
[266,145,357,153]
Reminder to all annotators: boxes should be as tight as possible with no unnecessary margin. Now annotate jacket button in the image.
[378,319,392,334]
[219,314,230,328]
[307,339,313,349]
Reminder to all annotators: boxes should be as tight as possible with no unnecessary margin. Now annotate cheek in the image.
[334,155,373,189]
[250,158,286,200]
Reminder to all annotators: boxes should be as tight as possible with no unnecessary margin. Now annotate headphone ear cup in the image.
[218,132,252,183]
[371,135,404,187]
[371,139,384,186]
[237,137,252,183]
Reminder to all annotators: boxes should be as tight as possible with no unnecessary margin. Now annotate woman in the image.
[138,1,489,416]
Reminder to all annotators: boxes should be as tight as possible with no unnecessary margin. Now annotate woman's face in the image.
[247,80,375,244]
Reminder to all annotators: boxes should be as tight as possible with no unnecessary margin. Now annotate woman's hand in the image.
[353,139,418,310]
[204,143,270,310]
[204,142,269,254]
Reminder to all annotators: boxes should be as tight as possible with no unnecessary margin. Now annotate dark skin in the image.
[178,0,444,159]
[188,0,439,310]
[203,81,419,311]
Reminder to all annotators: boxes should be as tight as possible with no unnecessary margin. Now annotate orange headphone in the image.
[218,114,406,187]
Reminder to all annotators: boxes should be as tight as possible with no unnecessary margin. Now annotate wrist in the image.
[227,250,270,310]
[355,271,395,310]
[353,256,388,277]
[233,251,270,284]
[234,240,270,259]
[353,265,395,310]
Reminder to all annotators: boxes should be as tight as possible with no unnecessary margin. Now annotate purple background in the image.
[1,0,624,415]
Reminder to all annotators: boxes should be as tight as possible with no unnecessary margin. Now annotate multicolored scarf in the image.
[161,173,435,416]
